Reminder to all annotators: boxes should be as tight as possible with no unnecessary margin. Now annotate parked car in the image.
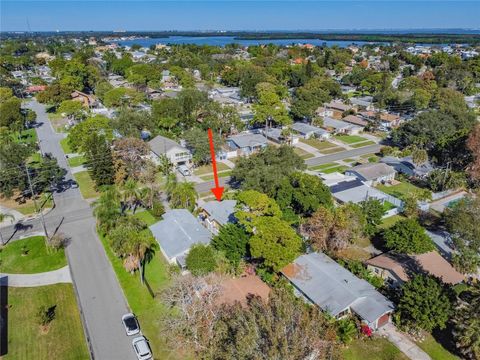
[132,336,152,360]
[178,164,191,176]
[121,313,140,336]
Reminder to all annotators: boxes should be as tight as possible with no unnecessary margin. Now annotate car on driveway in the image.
[132,336,152,360]
[122,313,140,336]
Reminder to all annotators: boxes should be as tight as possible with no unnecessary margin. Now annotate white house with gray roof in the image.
[149,209,212,266]
[148,135,192,166]
[291,122,330,140]
[199,200,237,234]
[322,117,362,135]
[345,163,396,186]
[226,133,267,157]
[282,252,394,330]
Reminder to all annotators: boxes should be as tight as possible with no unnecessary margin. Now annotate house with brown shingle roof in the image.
[342,115,368,127]
[366,251,464,287]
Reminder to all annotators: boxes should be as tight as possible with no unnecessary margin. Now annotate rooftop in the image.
[149,209,212,260]
[227,133,267,149]
[282,252,394,322]
[148,135,186,155]
[346,163,395,181]
[291,122,328,135]
[201,200,237,226]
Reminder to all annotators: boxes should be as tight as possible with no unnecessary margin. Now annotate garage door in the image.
[377,313,390,329]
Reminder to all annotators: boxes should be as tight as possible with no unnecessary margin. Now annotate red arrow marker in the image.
[208,128,224,201]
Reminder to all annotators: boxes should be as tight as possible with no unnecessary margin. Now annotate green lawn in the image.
[343,337,408,360]
[60,138,72,154]
[322,165,348,174]
[299,138,339,150]
[28,152,42,164]
[334,134,368,144]
[415,333,459,360]
[200,170,232,181]
[293,147,314,159]
[73,171,99,199]
[0,236,66,273]
[351,140,376,148]
[321,147,345,154]
[5,284,89,360]
[133,210,159,226]
[379,214,406,229]
[193,162,230,176]
[309,162,338,171]
[67,155,86,168]
[377,181,425,201]
[99,234,184,359]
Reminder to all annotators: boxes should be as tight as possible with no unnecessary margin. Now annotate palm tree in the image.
[158,154,173,176]
[0,212,14,245]
[169,181,198,212]
[128,232,158,284]
[122,179,140,212]
[92,186,121,233]
[454,285,480,359]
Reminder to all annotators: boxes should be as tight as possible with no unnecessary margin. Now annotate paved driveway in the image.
[379,323,431,360]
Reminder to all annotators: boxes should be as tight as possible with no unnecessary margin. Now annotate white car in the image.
[121,313,140,336]
[132,336,152,360]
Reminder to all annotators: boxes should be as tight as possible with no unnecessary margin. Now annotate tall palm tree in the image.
[169,181,198,212]
[128,232,158,284]
[0,212,14,245]
[454,285,480,359]
[92,186,121,233]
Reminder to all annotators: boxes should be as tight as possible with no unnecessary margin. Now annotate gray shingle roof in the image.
[201,200,237,226]
[291,122,328,136]
[148,135,186,156]
[346,163,395,181]
[149,209,212,260]
[323,117,361,131]
[282,253,394,322]
[227,133,267,149]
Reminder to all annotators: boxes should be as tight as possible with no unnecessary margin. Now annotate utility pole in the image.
[25,165,49,240]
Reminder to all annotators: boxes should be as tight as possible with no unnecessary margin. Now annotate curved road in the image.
[3,101,136,360]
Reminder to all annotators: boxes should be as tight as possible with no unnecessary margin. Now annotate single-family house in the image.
[380,156,434,178]
[263,127,299,144]
[329,177,391,205]
[379,113,402,129]
[342,115,368,127]
[345,163,396,186]
[323,101,354,118]
[226,133,267,157]
[149,209,212,266]
[148,135,192,166]
[349,96,375,111]
[322,117,362,135]
[291,122,330,140]
[366,251,464,287]
[199,200,237,234]
[282,252,394,330]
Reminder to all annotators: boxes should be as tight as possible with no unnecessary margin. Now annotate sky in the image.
[1,1,480,32]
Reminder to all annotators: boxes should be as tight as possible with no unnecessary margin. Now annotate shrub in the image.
[36,305,56,326]
[151,200,165,218]
[185,244,217,276]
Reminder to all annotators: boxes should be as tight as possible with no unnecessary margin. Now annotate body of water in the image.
[113,36,384,48]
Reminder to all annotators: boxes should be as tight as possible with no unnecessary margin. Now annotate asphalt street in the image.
[305,144,383,166]
[4,101,137,360]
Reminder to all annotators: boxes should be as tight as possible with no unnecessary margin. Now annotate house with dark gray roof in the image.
[226,133,267,156]
[322,117,362,135]
[199,200,237,234]
[291,122,330,140]
[282,252,394,330]
[345,163,396,186]
[149,209,212,266]
[148,135,192,166]
[380,156,434,178]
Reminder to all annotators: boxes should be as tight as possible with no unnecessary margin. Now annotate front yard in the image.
[4,284,89,360]
[334,134,369,144]
[299,138,345,153]
[343,337,408,360]
[0,236,66,273]
[193,162,230,176]
[73,171,99,200]
[0,192,53,216]
[415,333,459,360]
[67,155,86,168]
[60,138,72,154]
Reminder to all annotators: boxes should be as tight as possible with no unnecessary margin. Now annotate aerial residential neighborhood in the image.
[0,2,479,360]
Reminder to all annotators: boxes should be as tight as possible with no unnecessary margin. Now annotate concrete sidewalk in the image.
[379,323,431,360]
[0,266,72,287]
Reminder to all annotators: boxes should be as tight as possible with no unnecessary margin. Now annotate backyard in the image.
[377,181,427,201]
[4,284,89,360]
[0,236,66,273]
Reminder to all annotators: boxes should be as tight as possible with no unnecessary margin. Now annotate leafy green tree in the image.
[398,275,452,332]
[252,82,291,126]
[0,134,32,197]
[185,244,217,276]
[184,127,223,165]
[360,199,386,236]
[110,108,154,137]
[68,115,112,153]
[453,284,480,360]
[92,186,121,233]
[249,216,302,271]
[211,223,250,266]
[235,190,282,231]
[36,82,73,106]
[167,179,198,212]
[427,169,466,192]
[84,133,115,188]
[445,195,480,274]
[103,87,144,108]
[275,172,332,217]
[0,96,22,129]
[57,99,83,121]
[337,318,358,344]
[384,219,434,254]
[232,145,306,197]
